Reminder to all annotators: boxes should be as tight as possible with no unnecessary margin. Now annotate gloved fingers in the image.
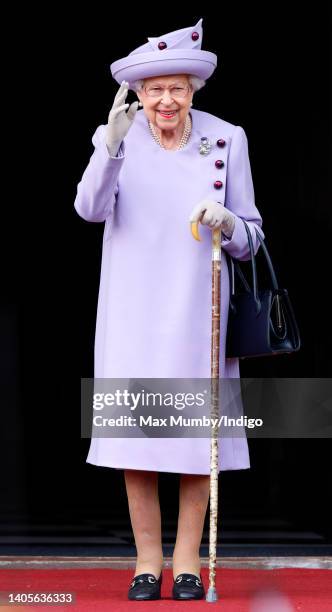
[115,86,129,107]
[189,202,207,222]
[114,81,128,104]
[201,210,214,225]
[110,103,130,119]
[126,101,139,122]
[211,219,222,228]
[108,103,129,123]
[209,216,222,227]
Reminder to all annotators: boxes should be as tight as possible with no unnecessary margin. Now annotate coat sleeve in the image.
[221,125,264,261]
[74,124,125,222]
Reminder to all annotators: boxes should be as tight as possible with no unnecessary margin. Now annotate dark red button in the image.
[217,138,226,147]
[215,160,224,168]
[192,31,199,41]
[158,41,167,50]
[214,180,223,189]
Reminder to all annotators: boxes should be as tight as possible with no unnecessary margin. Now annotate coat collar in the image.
[190,108,229,152]
[134,107,229,153]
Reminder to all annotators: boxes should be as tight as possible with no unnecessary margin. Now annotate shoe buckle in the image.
[184,576,202,586]
[130,577,144,588]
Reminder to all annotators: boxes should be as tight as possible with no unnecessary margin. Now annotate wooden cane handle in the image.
[191,222,222,244]
[190,220,201,241]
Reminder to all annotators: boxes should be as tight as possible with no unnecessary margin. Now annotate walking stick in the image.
[191,220,221,603]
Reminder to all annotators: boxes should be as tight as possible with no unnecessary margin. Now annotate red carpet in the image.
[0,568,331,610]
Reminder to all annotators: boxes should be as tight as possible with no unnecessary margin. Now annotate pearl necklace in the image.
[148,113,192,150]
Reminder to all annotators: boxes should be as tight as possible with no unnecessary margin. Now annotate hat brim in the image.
[110,50,217,90]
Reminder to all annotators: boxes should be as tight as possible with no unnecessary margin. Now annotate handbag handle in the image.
[228,219,282,315]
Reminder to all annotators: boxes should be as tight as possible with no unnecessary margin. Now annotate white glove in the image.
[189,199,236,238]
[106,80,141,157]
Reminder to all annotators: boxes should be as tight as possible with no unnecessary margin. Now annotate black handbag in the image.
[225,219,301,359]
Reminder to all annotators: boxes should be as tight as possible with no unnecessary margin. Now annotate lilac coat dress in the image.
[74,107,264,475]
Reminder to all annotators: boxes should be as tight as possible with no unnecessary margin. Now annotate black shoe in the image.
[128,572,162,600]
[172,573,205,600]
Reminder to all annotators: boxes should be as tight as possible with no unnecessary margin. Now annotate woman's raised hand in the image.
[106,81,140,156]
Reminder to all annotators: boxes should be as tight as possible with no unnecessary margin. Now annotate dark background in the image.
[1,7,331,555]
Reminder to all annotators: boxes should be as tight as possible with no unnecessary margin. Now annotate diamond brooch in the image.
[199,136,212,155]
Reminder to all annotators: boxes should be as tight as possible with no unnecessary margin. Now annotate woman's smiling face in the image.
[137,74,193,131]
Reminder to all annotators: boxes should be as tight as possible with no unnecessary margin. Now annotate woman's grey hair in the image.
[132,75,206,94]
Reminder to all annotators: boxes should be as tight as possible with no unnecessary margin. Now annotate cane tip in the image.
[206,586,218,602]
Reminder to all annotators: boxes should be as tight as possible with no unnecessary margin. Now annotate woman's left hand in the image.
[189,200,236,238]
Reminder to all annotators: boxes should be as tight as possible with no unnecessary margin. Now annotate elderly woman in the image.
[74,19,264,601]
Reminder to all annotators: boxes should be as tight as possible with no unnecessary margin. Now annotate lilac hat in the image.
[110,18,217,90]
